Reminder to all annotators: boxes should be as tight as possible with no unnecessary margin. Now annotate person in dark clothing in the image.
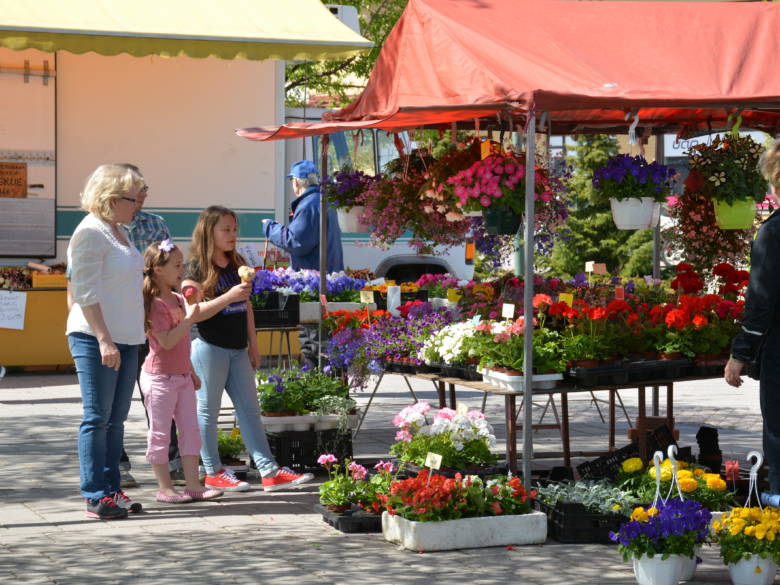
[725,139,780,501]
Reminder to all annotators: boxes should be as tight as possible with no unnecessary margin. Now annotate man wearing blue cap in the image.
[262,160,344,272]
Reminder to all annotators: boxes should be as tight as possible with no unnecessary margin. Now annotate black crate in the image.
[253,294,300,327]
[374,290,429,311]
[565,359,692,387]
[565,363,630,387]
[577,426,679,480]
[267,429,352,472]
[534,499,623,544]
[314,504,382,533]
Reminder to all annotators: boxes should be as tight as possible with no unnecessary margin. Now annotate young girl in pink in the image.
[140,239,222,503]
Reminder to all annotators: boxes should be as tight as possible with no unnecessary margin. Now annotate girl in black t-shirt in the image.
[183,206,312,493]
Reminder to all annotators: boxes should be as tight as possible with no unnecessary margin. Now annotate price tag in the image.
[615,287,625,300]
[558,293,574,307]
[320,294,328,308]
[447,288,463,302]
[471,314,482,325]
[360,290,375,304]
[585,261,595,273]
[593,263,607,275]
[424,452,443,470]
[502,303,515,319]
[385,279,396,286]
[456,402,468,415]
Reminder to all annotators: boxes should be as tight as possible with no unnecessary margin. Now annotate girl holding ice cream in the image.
[140,240,223,503]
[182,205,313,492]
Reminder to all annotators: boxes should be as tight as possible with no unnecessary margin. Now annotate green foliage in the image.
[544,135,653,278]
[257,365,349,414]
[285,1,408,106]
[390,432,497,470]
[217,428,245,461]
[535,480,638,516]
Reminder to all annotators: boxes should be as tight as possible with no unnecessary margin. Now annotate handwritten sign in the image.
[360,290,375,304]
[593,263,607,275]
[558,293,574,307]
[424,452,443,470]
[585,261,595,273]
[0,290,27,329]
[0,163,27,198]
[502,303,515,319]
[456,402,468,416]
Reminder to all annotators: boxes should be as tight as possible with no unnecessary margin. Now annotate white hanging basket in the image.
[728,556,778,585]
[610,197,657,230]
[632,554,688,585]
[337,206,369,233]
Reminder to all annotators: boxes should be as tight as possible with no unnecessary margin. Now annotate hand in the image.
[248,346,261,370]
[184,300,201,324]
[191,372,201,391]
[98,339,121,371]
[226,282,251,304]
[724,357,745,388]
[261,218,272,233]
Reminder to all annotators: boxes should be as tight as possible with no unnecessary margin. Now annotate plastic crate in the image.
[253,294,300,327]
[31,272,67,288]
[266,428,352,472]
[534,499,623,544]
[565,359,692,387]
[314,504,382,533]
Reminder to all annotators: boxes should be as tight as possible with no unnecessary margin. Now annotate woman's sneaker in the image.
[85,496,128,520]
[262,467,314,492]
[204,468,251,492]
[113,489,143,513]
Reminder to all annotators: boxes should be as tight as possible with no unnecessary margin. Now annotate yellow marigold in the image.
[631,507,649,523]
[768,531,776,542]
[744,525,756,537]
[661,459,673,468]
[755,527,767,541]
[649,466,673,482]
[622,458,643,473]
[678,460,689,469]
[712,520,722,533]
[679,478,699,493]
[706,477,727,491]
[730,518,746,536]
[647,507,659,517]
[704,473,720,482]
[677,469,694,480]
[693,468,705,477]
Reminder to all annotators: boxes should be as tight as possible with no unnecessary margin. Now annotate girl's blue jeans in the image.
[191,338,278,477]
[68,332,138,500]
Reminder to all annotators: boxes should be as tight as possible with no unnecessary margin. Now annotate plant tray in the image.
[478,367,562,391]
[261,413,359,433]
[315,504,382,533]
[565,359,691,387]
[266,428,352,472]
[253,294,300,327]
[374,290,428,311]
[576,426,678,480]
[534,499,623,544]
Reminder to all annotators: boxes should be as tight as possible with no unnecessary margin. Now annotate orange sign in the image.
[0,163,27,198]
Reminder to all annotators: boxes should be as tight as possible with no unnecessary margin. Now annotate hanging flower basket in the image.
[482,207,521,235]
[337,206,369,233]
[632,554,688,585]
[609,197,657,230]
[713,198,756,230]
[728,557,778,585]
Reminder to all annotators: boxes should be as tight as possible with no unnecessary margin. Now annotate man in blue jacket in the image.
[262,160,344,272]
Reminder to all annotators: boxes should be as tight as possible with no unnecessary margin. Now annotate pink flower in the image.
[395,429,413,442]
[348,461,368,480]
[480,195,492,207]
[488,311,498,319]
[374,460,395,473]
[434,408,457,421]
[317,454,338,466]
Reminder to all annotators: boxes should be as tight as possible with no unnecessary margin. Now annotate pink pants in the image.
[139,371,201,464]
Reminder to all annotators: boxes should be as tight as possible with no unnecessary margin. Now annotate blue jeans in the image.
[191,338,278,477]
[68,332,139,500]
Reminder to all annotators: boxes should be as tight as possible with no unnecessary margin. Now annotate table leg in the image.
[285,331,293,368]
[560,392,570,469]
[436,380,446,408]
[666,383,674,429]
[609,390,616,452]
[448,382,456,409]
[354,372,383,437]
[638,386,647,462]
[506,394,517,475]
[278,331,284,369]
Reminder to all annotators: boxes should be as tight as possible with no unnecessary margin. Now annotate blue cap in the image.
[287,160,319,179]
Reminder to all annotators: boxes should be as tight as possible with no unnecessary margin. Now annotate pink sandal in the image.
[155,491,193,504]
[185,488,223,501]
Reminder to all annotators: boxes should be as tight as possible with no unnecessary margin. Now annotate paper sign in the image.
[593,263,607,275]
[456,402,468,415]
[0,290,27,330]
[502,303,515,319]
[585,261,595,273]
[447,288,463,302]
[320,294,328,308]
[424,452,443,470]
[480,140,501,159]
[385,280,396,286]
[558,293,574,307]
[615,287,625,300]
[360,290,375,304]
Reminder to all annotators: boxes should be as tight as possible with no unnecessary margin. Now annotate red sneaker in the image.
[262,467,314,492]
[204,468,251,492]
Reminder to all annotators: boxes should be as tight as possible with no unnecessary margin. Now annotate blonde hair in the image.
[759,139,780,189]
[142,242,180,334]
[79,164,145,221]
[188,206,245,301]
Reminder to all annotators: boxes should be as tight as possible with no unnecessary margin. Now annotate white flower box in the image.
[477,367,563,391]
[382,510,547,552]
[261,413,359,433]
[299,301,377,323]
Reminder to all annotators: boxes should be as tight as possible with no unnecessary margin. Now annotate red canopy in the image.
[238,0,780,141]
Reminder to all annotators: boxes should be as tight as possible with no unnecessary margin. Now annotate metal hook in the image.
[666,445,684,501]
[652,450,665,508]
[747,450,763,508]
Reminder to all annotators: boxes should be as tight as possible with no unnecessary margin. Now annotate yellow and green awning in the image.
[0,0,372,61]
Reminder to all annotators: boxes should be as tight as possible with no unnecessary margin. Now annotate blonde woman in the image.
[67,164,147,520]
[725,138,780,503]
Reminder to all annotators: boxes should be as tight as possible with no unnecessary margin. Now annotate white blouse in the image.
[66,213,145,345]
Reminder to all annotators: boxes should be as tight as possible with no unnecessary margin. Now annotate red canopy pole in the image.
[522,112,536,489]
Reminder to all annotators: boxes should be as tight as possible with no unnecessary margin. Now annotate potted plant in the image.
[317,454,366,511]
[687,134,766,230]
[712,506,780,585]
[610,499,711,585]
[320,168,377,233]
[388,402,498,471]
[380,470,546,551]
[592,154,675,230]
[217,428,246,468]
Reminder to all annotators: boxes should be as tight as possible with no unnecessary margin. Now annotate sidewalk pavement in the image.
[0,371,761,584]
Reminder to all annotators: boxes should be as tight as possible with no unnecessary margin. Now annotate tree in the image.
[543,135,653,278]
[285,0,408,106]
